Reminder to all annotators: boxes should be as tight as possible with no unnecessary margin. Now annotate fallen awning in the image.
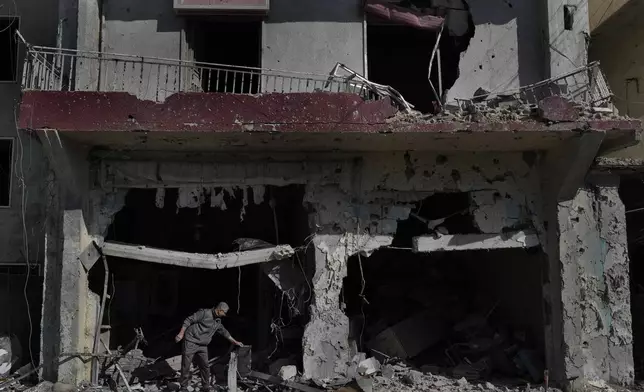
[364,0,444,31]
[101,241,294,269]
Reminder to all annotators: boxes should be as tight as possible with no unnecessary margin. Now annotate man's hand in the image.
[232,340,244,347]
[175,332,184,343]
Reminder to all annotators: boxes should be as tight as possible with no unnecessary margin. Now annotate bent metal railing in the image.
[21,45,384,104]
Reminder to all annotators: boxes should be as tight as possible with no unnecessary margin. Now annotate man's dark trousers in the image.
[181,340,210,389]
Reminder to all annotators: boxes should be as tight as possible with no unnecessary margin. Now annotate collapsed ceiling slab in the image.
[101,241,295,269]
[413,230,540,252]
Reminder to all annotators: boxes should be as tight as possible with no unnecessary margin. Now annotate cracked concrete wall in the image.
[556,175,633,386]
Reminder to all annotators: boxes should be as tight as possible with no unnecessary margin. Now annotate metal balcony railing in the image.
[455,61,613,109]
[21,45,388,104]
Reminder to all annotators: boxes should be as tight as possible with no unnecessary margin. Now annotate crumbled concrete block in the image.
[537,96,579,122]
[485,381,496,390]
[381,365,395,379]
[278,365,297,381]
[357,357,380,376]
[401,370,422,386]
[456,377,469,387]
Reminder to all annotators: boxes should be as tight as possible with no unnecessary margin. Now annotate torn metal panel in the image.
[364,0,444,31]
[327,63,413,112]
[101,242,295,269]
[412,231,540,252]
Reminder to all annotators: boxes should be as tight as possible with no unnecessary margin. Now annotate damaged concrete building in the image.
[1,0,643,390]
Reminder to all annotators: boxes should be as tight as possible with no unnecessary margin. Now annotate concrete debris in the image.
[278,365,297,381]
[51,383,77,392]
[23,381,54,392]
[357,357,380,376]
[367,361,563,392]
[268,357,298,376]
[401,370,422,386]
[0,335,20,377]
[0,339,11,377]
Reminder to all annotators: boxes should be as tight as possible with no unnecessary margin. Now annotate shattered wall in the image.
[90,150,543,384]
[445,0,545,104]
[556,176,633,385]
[97,151,543,237]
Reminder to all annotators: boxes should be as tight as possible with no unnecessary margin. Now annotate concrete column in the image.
[546,174,634,387]
[301,234,393,383]
[58,209,92,383]
[302,234,351,383]
[38,132,93,383]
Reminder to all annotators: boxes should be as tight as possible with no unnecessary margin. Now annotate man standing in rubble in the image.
[175,302,243,391]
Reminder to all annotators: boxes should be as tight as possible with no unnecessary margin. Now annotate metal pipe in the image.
[91,253,110,384]
[427,22,445,109]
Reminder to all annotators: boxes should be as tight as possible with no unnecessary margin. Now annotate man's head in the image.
[214,302,230,317]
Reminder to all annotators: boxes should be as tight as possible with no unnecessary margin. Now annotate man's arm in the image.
[217,323,243,346]
[175,309,205,342]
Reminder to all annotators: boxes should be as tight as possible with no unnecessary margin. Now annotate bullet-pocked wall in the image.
[84,150,546,383]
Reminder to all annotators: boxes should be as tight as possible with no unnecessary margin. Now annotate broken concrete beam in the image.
[367,310,446,359]
[102,242,294,269]
[412,231,539,253]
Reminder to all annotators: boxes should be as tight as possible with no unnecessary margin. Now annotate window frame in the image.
[0,16,21,84]
[0,137,15,208]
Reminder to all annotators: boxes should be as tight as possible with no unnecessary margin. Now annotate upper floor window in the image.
[0,16,20,82]
[0,138,13,207]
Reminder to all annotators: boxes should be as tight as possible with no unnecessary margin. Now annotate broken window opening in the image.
[342,247,546,384]
[620,177,644,380]
[0,138,13,207]
[187,18,262,94]
[392,192,480,248]
[0,17,19,82]
[367,5,473,113]
[563,5,575,31]
[90,185,312,378]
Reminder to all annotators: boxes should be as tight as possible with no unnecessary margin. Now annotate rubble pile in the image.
[388,95,624,124]
[363,361,562,392]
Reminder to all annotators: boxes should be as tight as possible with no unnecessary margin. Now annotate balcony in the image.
[21,45,412,108]
[17,44,638,154]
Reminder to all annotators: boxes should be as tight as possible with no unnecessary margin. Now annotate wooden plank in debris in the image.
[102,242,295,270]
[413,230,540,253]
[248,371,323,392]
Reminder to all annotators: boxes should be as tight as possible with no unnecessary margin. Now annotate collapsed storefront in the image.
[17,115,634,390]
